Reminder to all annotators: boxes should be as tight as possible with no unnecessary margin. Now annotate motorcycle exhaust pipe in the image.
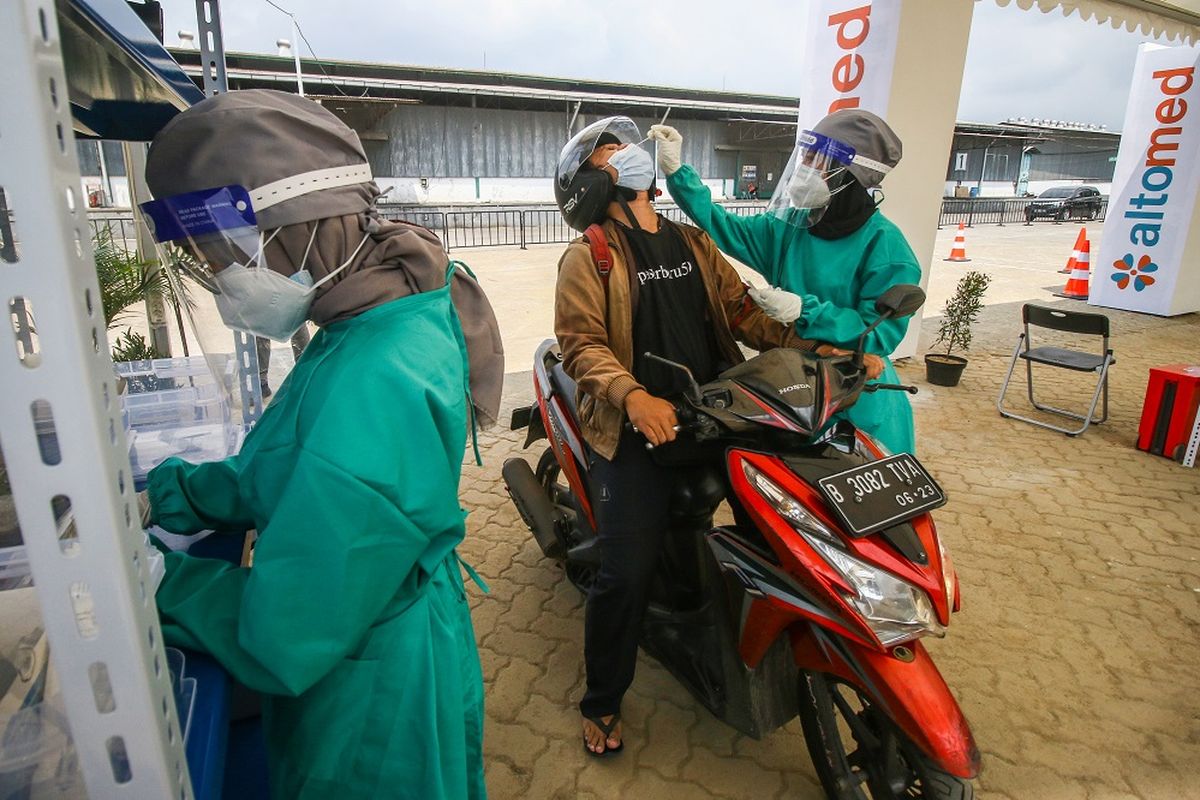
[501,458,564,559]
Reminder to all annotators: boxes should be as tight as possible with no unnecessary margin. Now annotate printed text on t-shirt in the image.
[637,260,695,286]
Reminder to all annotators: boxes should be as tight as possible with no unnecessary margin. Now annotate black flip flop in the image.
[582,714,624,758]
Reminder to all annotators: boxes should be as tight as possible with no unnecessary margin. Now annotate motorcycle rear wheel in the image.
[798,672,974,800]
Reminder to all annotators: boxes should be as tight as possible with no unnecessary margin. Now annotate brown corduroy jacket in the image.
[554,217,815,460]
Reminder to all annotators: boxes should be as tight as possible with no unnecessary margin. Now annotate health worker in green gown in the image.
[136,90,504,800]
[649,110,920,455]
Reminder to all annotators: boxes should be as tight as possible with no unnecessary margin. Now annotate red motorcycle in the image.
[503,285,980,799]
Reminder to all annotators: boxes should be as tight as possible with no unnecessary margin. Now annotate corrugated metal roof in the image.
[170,50,802,121]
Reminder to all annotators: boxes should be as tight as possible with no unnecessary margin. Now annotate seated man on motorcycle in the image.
[552,117,883,756]
[650,110,921,455]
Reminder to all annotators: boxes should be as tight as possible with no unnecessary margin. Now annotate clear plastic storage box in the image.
[115,356,241,482]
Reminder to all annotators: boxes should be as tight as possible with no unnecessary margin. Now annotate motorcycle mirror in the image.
[643,352,702,404]
[874,284,926,319]
[853,285,926,370]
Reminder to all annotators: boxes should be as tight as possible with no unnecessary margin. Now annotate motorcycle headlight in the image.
[806,535,945,647]
[742,461,838,543]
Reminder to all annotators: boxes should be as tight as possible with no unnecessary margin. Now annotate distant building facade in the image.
[945,120,1120,199]
[80,50,1123,207]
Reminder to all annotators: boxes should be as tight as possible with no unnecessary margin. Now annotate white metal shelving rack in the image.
[0,0,193,796]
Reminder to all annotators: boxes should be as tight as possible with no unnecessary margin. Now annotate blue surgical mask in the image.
[607,144,655,192]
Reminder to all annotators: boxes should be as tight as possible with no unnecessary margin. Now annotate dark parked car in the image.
[1025,185,1104,222]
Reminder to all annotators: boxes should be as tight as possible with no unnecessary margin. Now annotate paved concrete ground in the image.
[452,220,1200,799]
[115,218,1200,798]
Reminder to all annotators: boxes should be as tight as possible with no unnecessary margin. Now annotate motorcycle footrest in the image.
[510,405,533,430]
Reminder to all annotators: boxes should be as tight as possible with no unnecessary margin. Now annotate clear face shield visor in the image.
[140,185,269,295]
[140,185,346,343]
[765,130,857,230]
[556,116,643,190]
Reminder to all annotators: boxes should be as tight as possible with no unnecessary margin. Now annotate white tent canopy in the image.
[994,0,1200,43]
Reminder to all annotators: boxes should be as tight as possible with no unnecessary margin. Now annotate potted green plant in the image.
[92,228,197,364]
[925,270,991,387]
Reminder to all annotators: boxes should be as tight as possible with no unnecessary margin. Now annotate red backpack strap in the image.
[582,224,612,290]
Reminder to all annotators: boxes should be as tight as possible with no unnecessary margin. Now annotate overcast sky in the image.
[158,0,1186,131]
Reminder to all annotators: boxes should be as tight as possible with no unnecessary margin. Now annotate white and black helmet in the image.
[554,116,642,232]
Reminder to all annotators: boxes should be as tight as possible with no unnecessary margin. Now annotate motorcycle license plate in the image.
[817,454,946,537]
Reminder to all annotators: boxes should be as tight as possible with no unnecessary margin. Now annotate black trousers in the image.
[579,428,679,719]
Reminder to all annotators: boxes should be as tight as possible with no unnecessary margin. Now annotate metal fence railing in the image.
[520,208,575,247]
[937,197,1109,228]
[87,210,140,252]
[83,196,1108,257]
[380,203,771,250]
[444,210,524,250]
[378,207,446,237]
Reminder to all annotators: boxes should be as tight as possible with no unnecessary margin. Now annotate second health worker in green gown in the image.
[650,110,920,455]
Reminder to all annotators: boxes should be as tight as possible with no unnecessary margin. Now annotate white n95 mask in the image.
[213,262,319,342]
[607,144,656,191]
[212,226,370,342]
[787,165,832,210]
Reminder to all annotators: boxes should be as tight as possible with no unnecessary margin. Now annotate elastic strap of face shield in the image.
[249,164,374,212]
[849,153,893,178]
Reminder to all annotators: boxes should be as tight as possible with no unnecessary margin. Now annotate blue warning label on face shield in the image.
[798,130,857,168]
[140,185,258,243]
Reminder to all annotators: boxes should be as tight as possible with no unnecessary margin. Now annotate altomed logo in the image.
[1112,253,1158,292]
[1116,64,1194,293]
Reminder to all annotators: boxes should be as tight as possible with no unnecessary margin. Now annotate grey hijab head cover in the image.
[145,90,505,428]
[812,109,902,189]
[146,88,378,228]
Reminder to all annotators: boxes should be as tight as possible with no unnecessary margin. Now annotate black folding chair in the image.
[997,304,1115,436]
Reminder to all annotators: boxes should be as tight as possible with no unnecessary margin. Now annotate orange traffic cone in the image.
[1054,238,1091,299]
[944,222,971,262]
[1059,227,1088,274]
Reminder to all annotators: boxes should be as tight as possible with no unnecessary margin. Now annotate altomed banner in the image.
[1092,44,1200,316]
[796,1,902,133]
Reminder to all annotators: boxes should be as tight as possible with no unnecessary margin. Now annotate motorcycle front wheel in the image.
[797,672,974,800]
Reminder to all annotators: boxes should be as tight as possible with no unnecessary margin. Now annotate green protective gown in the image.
[147,282,486,800]
[667,165,920,455]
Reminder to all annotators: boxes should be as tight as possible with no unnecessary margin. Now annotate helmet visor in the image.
[556,116,642,190]
[765,130,855,230]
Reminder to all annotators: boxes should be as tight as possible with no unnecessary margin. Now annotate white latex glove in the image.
[748,284,804,324]
[648,124,683,176]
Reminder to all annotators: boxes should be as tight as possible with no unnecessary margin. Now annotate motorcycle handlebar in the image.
[625,410,702,450]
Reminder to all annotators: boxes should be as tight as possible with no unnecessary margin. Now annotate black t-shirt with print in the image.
[621,219,722,398]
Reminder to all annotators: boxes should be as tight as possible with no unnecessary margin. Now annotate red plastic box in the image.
[1137,364,1200,460]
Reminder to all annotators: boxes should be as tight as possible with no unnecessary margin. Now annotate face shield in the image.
[556,116,643,191]
[141,185,364,343]
[140,185,263,293]
[765,130,857,230]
